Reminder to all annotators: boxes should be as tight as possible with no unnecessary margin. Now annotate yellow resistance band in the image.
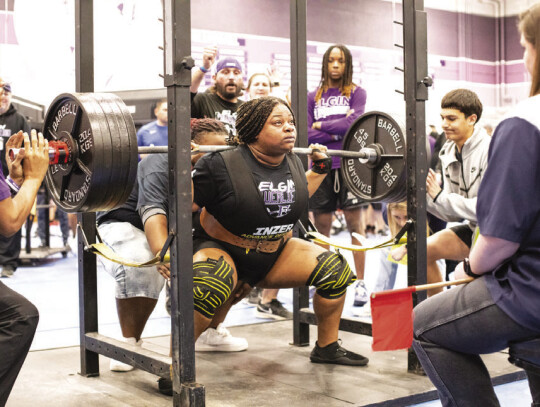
[86,243,170,268]
[87,229,412,268]
[307,231,406,252]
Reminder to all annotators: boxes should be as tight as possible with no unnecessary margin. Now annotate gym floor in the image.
[1,226,532,406]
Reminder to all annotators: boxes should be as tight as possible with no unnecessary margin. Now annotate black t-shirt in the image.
[193,146,306,239]
[96,180,143,230]
[191,91,243,136]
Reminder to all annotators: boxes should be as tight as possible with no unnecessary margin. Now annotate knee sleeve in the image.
[307,251,356,299]
[193,257,234,319]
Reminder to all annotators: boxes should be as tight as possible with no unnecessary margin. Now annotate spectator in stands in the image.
[483,123,494,136]
[246,73,273,100]
[0,78,31,278]
[191,47,244,137]
[37,189,73,249]
[425,89,491,294]
[137,98,168,159]
[359,201,446,317]
[307,44,369,307]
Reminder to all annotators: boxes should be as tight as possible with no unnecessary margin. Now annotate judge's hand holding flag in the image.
[370,277,473,351]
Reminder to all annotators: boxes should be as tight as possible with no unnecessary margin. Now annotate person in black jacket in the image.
[0,78,31,278]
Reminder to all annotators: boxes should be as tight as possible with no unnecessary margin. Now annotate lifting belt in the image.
[199,208,291,253]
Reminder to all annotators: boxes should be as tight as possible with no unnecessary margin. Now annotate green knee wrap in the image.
[193,257,234,319]
[307,251,356,299]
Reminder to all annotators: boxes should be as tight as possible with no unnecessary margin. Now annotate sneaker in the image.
[365,225,376,237]
[353,280,369,307]
[110,337,142,372]
[195,323,248,352]
[352,299,371,318]
[310,340,369,366]
[256,299,293,320]
[242,287,262,305]
[1,265,15,278]
[158,377,172,396]
[309,286,316,301]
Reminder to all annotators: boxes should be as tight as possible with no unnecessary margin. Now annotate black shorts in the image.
[309,169,367,213]
[450,224,473,248]
[192,220,288,287]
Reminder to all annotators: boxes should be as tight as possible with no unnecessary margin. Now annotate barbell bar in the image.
[10,144,382,165]
[36,92,407,213]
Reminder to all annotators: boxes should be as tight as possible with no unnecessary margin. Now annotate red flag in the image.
[370,286,415,351]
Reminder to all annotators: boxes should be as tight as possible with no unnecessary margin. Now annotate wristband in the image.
[199,66,209,73]
[6,176,20,193]
[463,258,481,278]
[311,157,332,174]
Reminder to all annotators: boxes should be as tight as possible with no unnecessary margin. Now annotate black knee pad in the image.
[306,251,356,299]
[193,257,234,319]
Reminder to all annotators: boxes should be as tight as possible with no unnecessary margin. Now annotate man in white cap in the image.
[191,50,245,136]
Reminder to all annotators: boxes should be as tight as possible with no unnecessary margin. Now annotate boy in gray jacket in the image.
[425,89,491,294]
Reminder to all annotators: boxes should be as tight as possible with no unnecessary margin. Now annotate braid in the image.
[236,96,294,144]
[190,118,228,143]
[315,44,356,102]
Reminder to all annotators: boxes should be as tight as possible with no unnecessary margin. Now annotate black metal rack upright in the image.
[162,0,204,404]
[402,0,430,373]
[74,0,174,396]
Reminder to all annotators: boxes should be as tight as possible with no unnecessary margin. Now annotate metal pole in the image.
[75,0,99,377]
[403,0,430,374]
[163,0,205,405]
[290,0,310,347]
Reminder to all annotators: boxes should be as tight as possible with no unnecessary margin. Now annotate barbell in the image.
[22,92,407,213]
[10,141,391,164]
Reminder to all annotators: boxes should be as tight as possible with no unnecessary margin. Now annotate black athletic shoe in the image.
[310,340,369,366]
[158,377,172,396]
[256,299,293,320]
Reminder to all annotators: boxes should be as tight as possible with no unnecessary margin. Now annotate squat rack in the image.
[73,1,525,407]
[74,0,428,405]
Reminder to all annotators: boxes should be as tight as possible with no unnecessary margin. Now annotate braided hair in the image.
[190,118,228,143]
[315,44,356,102]
[235,96,294,145]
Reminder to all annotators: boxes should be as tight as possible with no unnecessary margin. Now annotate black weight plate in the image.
[340,111,406,203]
[87,94,122,210]
[100,94,137,209]
[78,94,115,211]
[112,95,138,202]
[106,94,136,209]
[43,93,109,212]
[89,93,132,210]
